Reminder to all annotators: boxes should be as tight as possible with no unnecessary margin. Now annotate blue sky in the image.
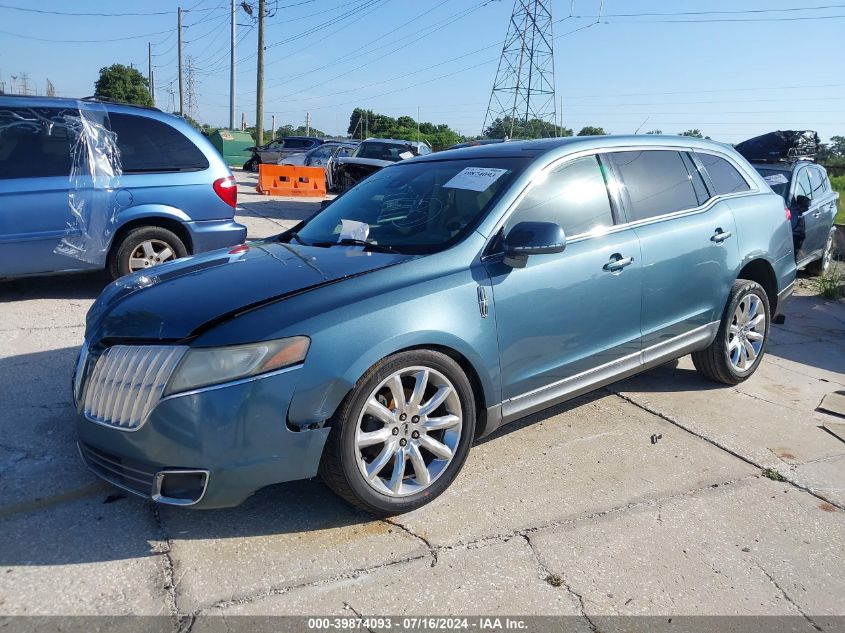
[2,0,845,143]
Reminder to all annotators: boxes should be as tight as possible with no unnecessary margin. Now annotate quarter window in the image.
[109,113,208,173]
[697,153,750,195]
[506,155,614,237]
[609,150,700,221]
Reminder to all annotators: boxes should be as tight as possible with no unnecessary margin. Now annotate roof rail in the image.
[80,96,160,111]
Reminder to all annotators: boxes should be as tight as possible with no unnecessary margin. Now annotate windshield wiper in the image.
[310,239,403,254]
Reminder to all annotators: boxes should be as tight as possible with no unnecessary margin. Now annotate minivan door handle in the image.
[711,229,733,243]
[603,254,634,272]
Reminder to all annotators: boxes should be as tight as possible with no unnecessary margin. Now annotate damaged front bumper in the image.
[75,363,329,508]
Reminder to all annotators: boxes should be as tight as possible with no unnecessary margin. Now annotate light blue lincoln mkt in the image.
[73,136,796,514]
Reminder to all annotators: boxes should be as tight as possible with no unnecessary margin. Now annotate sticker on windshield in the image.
[338,219,370,242]
[764,174,789,185]
[443,167,508,192]
[399,151,414,160]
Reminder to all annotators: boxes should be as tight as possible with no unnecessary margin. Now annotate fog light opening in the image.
[153,470,208,506]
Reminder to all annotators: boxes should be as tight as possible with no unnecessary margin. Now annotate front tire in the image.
[108,226,188,279]
[692,279,770,385]
[319,350,476,515]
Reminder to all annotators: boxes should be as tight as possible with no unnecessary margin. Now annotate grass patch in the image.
[761,468,787,482]
[831,175,845,224]
[815,268,844,300]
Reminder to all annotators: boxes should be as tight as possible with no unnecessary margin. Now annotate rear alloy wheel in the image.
[808,226,837,276]
[319,350,475,515]
[109,226,188,279]
[692,279,770,385]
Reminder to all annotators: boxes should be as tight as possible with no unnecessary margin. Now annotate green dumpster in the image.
[209,129,255,168]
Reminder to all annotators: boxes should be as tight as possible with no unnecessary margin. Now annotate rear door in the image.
[791,166,818,263]
[0,105,96,275]
[608,148,742,350]
[803,165,837,257]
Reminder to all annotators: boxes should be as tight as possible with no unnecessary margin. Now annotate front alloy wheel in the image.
[319,350,475,515]
[355,366,462,497]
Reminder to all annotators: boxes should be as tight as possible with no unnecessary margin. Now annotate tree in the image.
[577,126,607,136]
[345,108,465,150]
[645,129,663,135]
[94,64,153,106]
[483,116,570,139]
[828,135,845,158]
[680,129,704,138]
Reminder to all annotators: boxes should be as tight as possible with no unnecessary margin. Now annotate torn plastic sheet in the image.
[54,101,122,264]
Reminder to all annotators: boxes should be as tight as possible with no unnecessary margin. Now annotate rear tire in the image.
[243,157,259,172]
[108,226,188,279]
[319,350,475,515]
[692,279,770,385]
[807,226,837,276]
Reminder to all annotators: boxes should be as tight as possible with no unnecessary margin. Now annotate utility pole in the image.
[148,42,155,104]
[177,7,184,115]
[271,114,276,138]
[256,0,266,145]
[229,0,236,129]
[305,112,311,137]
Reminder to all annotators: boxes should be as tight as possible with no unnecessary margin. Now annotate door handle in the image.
[711,229,733,243]
[603,255,634,272]
[812,211,822,218]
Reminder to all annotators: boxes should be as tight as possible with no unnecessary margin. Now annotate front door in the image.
[483,154,643,416]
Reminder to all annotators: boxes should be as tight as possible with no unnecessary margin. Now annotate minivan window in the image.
[506,155,614,237]
[697,152,750,195]
[109,113,208,173]
[609,150,700,221]
[0,106,72,179]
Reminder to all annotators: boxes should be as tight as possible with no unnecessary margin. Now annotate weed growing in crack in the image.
[761,468,787,482]
[545,574,564,587]
[815,267,843,300]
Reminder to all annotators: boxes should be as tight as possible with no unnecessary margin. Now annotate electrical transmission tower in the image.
[482,0,557,139]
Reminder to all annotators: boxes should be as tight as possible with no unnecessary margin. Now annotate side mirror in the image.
[502,221,566,268]
[794,195,811,213]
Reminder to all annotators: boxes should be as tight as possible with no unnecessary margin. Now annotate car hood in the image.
[86,241,412,343]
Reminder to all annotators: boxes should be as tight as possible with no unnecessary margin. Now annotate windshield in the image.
[755,167,791,199]
[353,141,413,162]
[291,157,528,253]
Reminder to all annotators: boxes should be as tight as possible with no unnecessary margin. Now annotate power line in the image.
[0,27,173,43]
[576,3,845,19]
[0,3,224,16]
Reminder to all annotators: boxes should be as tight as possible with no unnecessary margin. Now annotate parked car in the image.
[334,138,431,192]
[281,141,359,191]
[243,136,324,171]
[74,136,795,514]
[448,139,510,149]
[740,145,839,275]
[0,95,246,279]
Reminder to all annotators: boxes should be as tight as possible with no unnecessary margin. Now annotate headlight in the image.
[165,336,309,396]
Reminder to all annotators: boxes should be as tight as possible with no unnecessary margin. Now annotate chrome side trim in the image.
[477,285,488,318]
[501,321,719,423]
[152,469,210,507]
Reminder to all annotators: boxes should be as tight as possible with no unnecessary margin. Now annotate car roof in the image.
[362,137,427,147]
[412,134,745,164]
[750,160,816,173]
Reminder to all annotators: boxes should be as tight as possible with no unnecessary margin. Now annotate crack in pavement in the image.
[521,533,598,632]
[344,602,376,633]
[609,389,845,512]
[381,517,438,567]
[197,475,756,615]
[753,561,822,631]
[152,503,193,633]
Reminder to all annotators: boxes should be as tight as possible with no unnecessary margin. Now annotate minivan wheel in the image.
[692,279,770,385]
[319,350,475,515]
[109,226,188,279]
[807,227,837,276]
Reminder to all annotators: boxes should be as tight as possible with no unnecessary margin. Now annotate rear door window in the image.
[795,168,813,200]
[0,106,72,179]
[696,152,750,195]
[809,166,827,196]
[608,150,701,221]
[506,155,615,237]
[109,113,208,173]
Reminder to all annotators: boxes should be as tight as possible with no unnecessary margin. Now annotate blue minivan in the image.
[0,95,246,278]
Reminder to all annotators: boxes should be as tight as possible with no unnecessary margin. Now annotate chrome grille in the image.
[83,345,188,431]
